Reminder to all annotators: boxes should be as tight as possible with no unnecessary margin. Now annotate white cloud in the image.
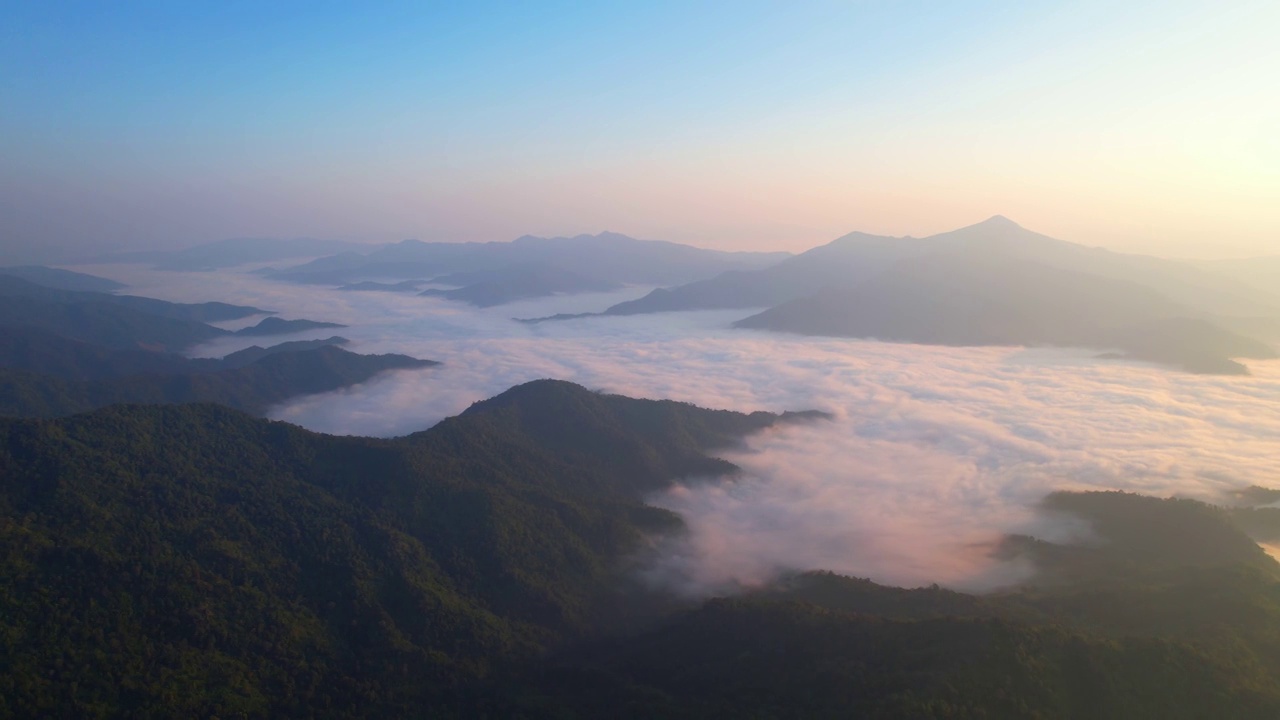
[72,263,1280,593]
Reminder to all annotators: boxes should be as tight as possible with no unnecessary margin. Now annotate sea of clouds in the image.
[73,262,1280,594]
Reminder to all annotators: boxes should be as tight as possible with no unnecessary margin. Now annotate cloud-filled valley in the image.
[72,262,1280,594]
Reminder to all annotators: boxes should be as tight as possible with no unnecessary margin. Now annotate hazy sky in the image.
[2,0,1277,261]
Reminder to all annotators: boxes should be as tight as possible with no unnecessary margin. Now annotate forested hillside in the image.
[0,382,817,717]
[3,382,1280,717]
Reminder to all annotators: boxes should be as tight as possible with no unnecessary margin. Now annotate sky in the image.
[3,0,1278,261]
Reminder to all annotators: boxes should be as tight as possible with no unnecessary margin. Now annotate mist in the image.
[68,262,1280,593]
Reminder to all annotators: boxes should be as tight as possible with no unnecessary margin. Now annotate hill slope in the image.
[4,385,1280,717]
[0,266,126,293]
[0,383,812,717]
[0,345,434,418]
[0,275,274,352]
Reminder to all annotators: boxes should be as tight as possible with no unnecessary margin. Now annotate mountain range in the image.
[0,265,127,293]
[0,344,434,418]
[0,274,434,418]
[419,264,623,307]
[4,382,1280,717]
[266,232,790,298]
[605,217,1277,318]
[536,217,1278,374]
[88,237,371,271]
[0,274,349,352]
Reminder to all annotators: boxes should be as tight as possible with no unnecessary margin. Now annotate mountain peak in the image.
[978,214,1022,229]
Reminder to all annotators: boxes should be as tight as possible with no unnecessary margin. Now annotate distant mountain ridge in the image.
[734,248,1278,374]
[88,237,372,270]
[267,232,791,292]
[0,266,126,293]
[605,216,1277,318]
[530,216,1278,374]
[0,345,435,418]
[419,264,623,307]
[0,274,354,352]
[0,274,430,418]
[234,317,347,336]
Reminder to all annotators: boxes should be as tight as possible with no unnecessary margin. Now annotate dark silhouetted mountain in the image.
[0,274,266,323]
[528,597,1280,719]
[0,293,230,352]
[89,237,372,270]
[0,384,813,716]
[602,216,1279,319]
[0,266,126,293]
[269,232,790,288]
[519,490,1280,718]
[1000,491,1280,583]
[0,345,434,418]
[733,250,1277,373]
[0,327,352,381]
[0,327,217,380]
[420,264,623,306]
[220,336,350,367]
[1227,485,1280,507]
[234,316,346,336]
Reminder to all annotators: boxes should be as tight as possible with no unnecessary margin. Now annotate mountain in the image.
[89,237,372,270]
[0,274,272,353]
[420,264,623,307]
[0,382,815,716]
[515,490,1280,718]
[734,250,1278,373]
[0,325,414,418]
[603,216,1279,318]
[529,217,1280,373]
[0,327,351,380]
[0,266,126,293]
[604,229,918,316]
[0,345,435,418]
[220,336,350,367]
[0,326,218,380]
[6,385,1280,718]
[268,232,790,288]
[0,291,231,352]
[234,316,346,336]
[0,274,266,323]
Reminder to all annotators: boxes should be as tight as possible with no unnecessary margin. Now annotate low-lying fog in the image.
[73,263,1280,594]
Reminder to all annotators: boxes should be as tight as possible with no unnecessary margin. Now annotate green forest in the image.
[2,382,1279,718]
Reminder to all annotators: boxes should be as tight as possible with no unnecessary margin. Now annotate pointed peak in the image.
[978,214,1022,229]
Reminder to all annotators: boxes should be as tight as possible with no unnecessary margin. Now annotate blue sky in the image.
[2,1,1277,260]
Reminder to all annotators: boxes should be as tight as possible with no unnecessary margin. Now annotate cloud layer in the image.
[75,263,1280,592]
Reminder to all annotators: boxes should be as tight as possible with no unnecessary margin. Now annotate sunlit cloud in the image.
[73,264,1280,593]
